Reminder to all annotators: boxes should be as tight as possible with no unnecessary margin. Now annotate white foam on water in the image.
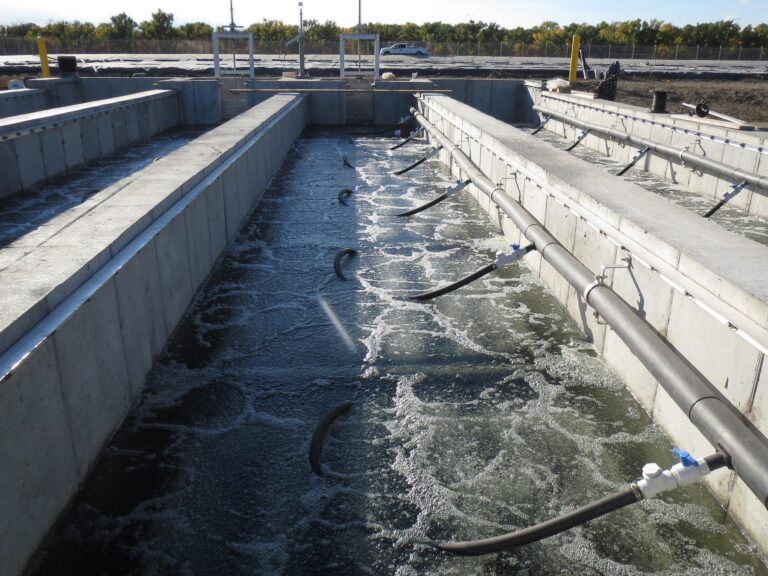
[28,134,768,576]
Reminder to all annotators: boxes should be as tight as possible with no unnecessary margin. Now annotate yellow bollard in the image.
[37,37,50,78]
[568,34,580,83]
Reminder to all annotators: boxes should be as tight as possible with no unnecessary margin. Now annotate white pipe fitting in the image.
[637,457,712,500]
[444,179,470,198]
[494,244,534,268]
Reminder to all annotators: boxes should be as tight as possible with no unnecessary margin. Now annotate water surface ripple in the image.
[27,132,768,576]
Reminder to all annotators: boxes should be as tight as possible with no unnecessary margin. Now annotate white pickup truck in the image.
[379,43,428,56]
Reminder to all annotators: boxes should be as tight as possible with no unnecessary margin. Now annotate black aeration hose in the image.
[410,262,497,301]
[419,452,730,556]
[418,487,641,556]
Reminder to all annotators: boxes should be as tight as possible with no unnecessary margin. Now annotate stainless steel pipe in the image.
[410,104,768,508]
[532,105,768,193]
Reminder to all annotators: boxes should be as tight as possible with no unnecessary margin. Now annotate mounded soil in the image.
[572,78,768,123]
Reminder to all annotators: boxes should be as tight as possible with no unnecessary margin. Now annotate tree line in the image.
[1,11,766,47]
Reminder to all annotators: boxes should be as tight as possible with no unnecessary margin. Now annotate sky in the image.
[0,0,766,28]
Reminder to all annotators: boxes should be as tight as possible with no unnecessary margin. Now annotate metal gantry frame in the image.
[339,33,380,79]
[212,31,255,78]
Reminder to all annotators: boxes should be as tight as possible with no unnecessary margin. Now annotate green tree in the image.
[304,20,341,41]
[40,20,96,45]
[532,21,564,45]
[110,13,137,39]
[248,19,296,41]
[178,22,213,39]
[0,23,42,38]
[0,17,764,49]
[139,9,177,39]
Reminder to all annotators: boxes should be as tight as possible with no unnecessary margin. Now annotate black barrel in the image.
[57,56,78,76]
[650,90,668,113]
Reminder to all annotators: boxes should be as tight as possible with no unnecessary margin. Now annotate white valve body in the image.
[444,180,470,198]
[637,458,711,500]
[494,246,532,268]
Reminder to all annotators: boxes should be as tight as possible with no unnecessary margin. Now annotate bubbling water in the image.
[26,132,768,576]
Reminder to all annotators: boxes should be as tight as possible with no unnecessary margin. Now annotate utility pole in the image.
[357,0,362,31]
[356,0,363,69]
[298,2,305,77]
[228,0,240,69]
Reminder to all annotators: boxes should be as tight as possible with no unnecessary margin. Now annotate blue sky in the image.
[0,0,765,27]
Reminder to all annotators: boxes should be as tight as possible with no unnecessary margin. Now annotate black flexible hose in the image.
[616,147,650,176]
[531,118,549,135]
[309,401,355,476]
[417,486,640,556]
[334,248,358,280]
[397,193,449,217]
[410,262,497,301]
[338,188,354,206]
[394,155,428,176]
[391,128,423,151]
[565,129,590,152]
[703,200,727,218]
[347,125,402,136]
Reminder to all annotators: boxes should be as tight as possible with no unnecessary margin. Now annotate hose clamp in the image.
[582,279,601,302]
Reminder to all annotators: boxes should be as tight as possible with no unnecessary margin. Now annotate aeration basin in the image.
[23,131,768,575]
[1,79,767,575]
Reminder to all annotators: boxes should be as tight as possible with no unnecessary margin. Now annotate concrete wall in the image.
[431,79,534,124]
[0,93,308,576]
[1,78,81,119]
[80,78,222,125]
[527,86,768,219]
[2,77,222,126]
[24,77,81,107]
[0,89,49,119]
[222,77,434,124]
[222,78,532,125]
[0,89,179,198]
[419,94,768,554]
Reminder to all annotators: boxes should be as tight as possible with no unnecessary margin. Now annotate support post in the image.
[569,35,580,83]
[213,30,221,77]
[37,37,50,78]
[248,34,255,77]
[339,36,345,78]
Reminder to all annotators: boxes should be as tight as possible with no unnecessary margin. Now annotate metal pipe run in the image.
[532,105,768,193]
[410,105,768,509]
[231,88,454,94]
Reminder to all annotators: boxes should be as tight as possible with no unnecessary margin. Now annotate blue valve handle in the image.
[672,448,699,467]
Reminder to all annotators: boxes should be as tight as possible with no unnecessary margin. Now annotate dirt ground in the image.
[572,78,768,123]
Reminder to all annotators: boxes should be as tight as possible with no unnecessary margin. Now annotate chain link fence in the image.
[0,37,765,60]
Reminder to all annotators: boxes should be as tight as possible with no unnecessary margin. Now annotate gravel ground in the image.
[572,77,768,122]
[2,53,768,79]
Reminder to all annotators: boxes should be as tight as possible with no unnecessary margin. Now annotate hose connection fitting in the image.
[494,243,536,268]
[636,448,713,500]
[444,179,471,198]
